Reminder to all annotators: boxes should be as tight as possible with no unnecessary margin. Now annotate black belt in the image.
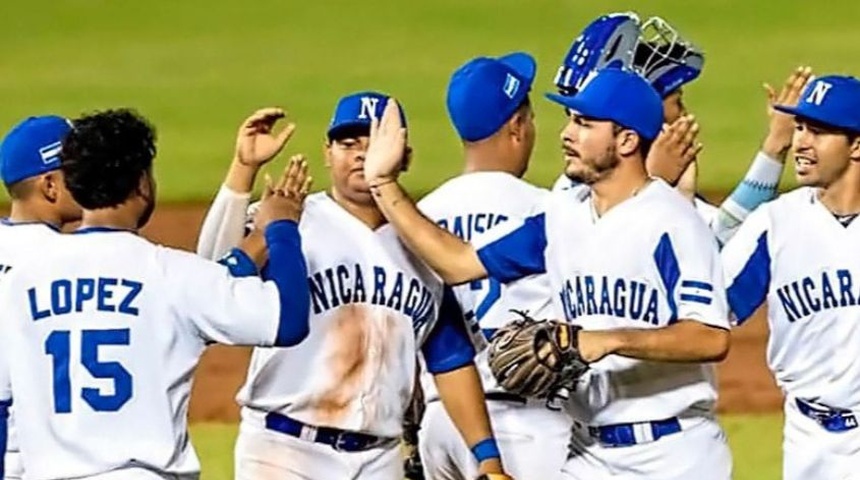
[264,412,397,452]
[485,392,528,404]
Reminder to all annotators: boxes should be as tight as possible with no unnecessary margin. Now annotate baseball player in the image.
[723,75,860,480]
[415,53,572,480]
[0,115,82,480]
[361,68,733,479]
[196,97,513,480]
[553,13,803,245]
[0,108,313,480]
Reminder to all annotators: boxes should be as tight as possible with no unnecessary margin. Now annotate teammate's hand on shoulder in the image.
[762,66,814,160]
[646,115,702,186]
[254,155,312,228]
[364,99,407,186]
[235,107,296,168]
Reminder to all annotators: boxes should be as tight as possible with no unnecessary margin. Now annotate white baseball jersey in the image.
[723,187,860,410]
[0,220,60,480]
[553,174,720,227]
[417,172,553,399]
[198,189,474,438]
[478,180,729,425]
[0,227,289,480]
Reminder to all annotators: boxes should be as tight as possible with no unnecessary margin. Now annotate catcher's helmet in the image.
[555,13,705,99]
[634,16,705,98]
[554,12,642,96]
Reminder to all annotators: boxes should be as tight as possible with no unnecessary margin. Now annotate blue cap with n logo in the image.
[774,75,860,133]
[0,115,73,185]
[327,92,407,140]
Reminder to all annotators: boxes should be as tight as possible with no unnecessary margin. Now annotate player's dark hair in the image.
[61,109,156,209]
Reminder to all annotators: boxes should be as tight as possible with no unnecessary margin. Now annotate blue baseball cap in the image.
[546,68,663,140]
[446,52,537,142]
[0,115,73,185]
[773,75,860,133]
[327,91,407,140]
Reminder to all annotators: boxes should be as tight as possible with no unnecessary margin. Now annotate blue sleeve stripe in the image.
[217,248,258,277]
[0,400,8,478]
[727,232,771,324]
[422,288,477,374]
[653,233,680,323]
[482,328,498,340]
[263,220,311,347]
[476,213,548,284]
[681,280,713,291]
[680,294,713,305]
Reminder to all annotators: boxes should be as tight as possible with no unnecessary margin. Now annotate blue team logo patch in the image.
[503,73,520,99]
[39,141,62,165]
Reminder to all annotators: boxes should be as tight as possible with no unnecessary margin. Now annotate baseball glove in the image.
[487,311,588,398]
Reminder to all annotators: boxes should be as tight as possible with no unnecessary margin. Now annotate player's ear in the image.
[616,129,640,157]
[39,171,60,203]
[323,139,333,169]
[848,134,860,162]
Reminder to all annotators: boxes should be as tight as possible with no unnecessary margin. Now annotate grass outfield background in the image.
[2,0,860,200]
[191,414,785,480]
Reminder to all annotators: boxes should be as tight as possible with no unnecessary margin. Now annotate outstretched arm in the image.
[197,108,297,260]
[363,102,489,285]
[713,66,813,245]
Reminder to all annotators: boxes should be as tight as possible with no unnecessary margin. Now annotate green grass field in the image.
[2,0,860,200]
[190,414,785,479]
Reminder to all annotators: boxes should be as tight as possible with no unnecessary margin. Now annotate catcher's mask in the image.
[554,12,642,96]
[633,16,704,98]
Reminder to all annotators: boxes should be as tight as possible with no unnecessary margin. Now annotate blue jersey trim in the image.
[653,233,680,323]
[0,217,60,232]
[476,213,547,284]
[727,232,771,324]
[73,226,137,235]
[218,248,258,278]
[422,288,476,374]
[263,220,311,347]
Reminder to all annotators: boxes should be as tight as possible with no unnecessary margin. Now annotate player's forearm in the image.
[224,158,263,194]
[583,320,730,363]
[236,230,268,269]
[434,364,505,475]
[263,220,310,347]
[197,184,252,259]
[370,181,487,285]
[713,152,783,245]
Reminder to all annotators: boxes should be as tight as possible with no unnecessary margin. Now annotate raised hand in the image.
[254,155,312,229]
[762,66,814,159]
[646,115,702,186]
[235,108,297,167]
[364,100,407,185]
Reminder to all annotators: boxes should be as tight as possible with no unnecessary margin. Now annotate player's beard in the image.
[565,145,619,185]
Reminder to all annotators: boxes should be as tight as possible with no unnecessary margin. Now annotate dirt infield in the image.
[115,203,780,420]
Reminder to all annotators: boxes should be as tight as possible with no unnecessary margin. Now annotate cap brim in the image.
[773,104,859,132]
[327,121,371,140]
[499,52,537,85]
[544,92,603,119]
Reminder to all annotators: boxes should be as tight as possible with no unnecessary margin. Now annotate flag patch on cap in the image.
[39,141,62,164]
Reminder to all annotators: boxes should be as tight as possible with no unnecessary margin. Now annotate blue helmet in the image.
[555,13,705,98]
[634,16,704,98]
[553,12,642,96]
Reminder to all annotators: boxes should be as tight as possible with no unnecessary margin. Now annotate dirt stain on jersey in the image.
[309,304,370,425]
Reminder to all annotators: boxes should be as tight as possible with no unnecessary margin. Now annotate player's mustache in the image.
[562,144,580,158]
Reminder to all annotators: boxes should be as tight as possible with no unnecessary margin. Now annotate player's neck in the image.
[462,144,524,178]
[817,168,860,215]
[590,164,650,217]
[329,190,387,230]
[79,208,141,232]
[8,201,62,228]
